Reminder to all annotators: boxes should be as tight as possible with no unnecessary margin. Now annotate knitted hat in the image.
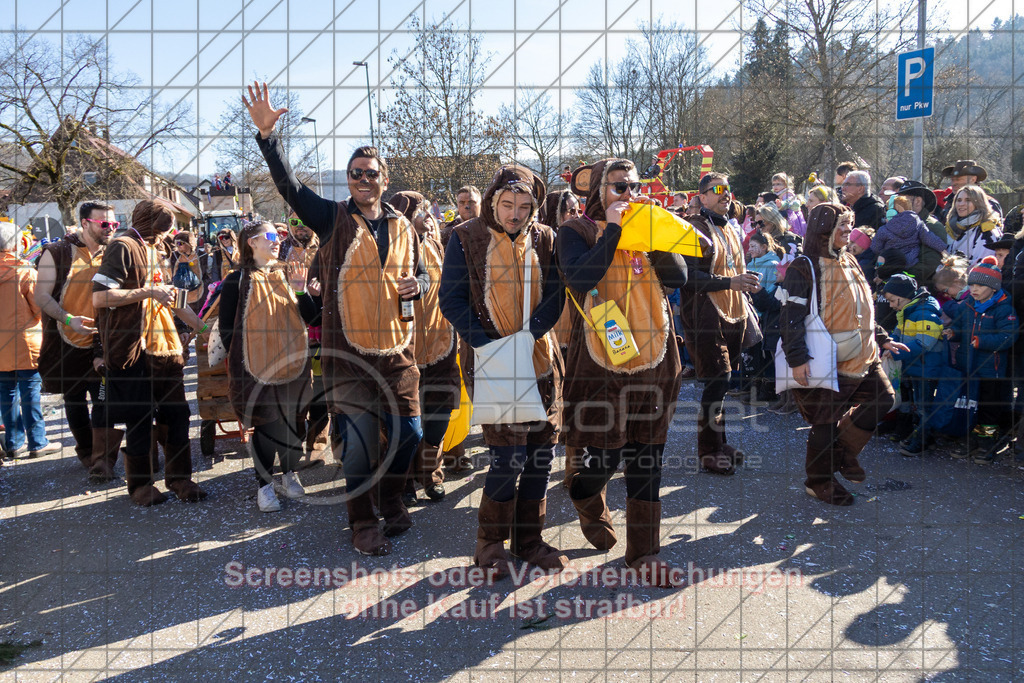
[882,273,918,300]
[849,228,871,251]
[968,256,1002,289]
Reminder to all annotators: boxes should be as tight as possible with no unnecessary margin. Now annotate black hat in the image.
[990,236,1015,251]
[895,180,937,214]
[940,159,988,182]
[882,273,918,300]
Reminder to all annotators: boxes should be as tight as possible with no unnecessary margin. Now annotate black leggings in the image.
[252,416,304,487]
[482,443,554,502]
[568,442,664,502]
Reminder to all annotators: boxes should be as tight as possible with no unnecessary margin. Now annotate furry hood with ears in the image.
[480,164,546,231]
[570,158,636,222]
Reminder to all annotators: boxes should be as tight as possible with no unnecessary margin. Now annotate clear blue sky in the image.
[6,0,1017,180]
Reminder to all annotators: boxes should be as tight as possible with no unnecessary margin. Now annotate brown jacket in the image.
[0,251,42,372]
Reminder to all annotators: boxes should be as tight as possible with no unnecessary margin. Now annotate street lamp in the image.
[300,116,323,195]
[352,61,375,147]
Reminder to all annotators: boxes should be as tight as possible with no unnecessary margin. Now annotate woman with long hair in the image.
[219,222,321,512]
[946,185,1002,265]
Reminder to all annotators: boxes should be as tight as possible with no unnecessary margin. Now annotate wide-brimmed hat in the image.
[940,159,988,182]
[895,179,937,214]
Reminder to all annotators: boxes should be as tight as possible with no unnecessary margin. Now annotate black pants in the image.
[252,416,303,486]
[569,442,664,502]
[64,379,106,433]
[106,359,190,459]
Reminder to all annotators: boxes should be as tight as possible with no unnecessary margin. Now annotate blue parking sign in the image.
[897,47,934,120]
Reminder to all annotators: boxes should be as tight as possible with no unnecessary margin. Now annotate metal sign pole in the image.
[912,0,927,182]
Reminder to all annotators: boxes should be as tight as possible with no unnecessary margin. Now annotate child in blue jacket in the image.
[942,257,1019,462]
[881,274,943,455]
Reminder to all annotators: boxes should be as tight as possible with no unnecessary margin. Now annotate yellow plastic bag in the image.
[618,202,703,256]
[442,351,473,451]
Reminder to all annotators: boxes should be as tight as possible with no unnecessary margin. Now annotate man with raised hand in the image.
[244,81,429,556]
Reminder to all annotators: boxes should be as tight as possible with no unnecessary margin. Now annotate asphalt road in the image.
[1,359,1022,681]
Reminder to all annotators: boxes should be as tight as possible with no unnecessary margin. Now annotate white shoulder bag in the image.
[471,233,548,425]
[775,256,839,393]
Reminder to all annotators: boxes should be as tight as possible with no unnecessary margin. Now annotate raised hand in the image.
[288,263,309,292]
[242,81,290,139]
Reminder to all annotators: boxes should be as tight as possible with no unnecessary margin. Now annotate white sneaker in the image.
[257,483,282,512]
[278,471,306,499]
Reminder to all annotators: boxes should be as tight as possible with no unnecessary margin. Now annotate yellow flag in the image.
[618,203,703,256]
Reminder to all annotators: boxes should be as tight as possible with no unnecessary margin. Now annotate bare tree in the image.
[214,85,320,221]
[378,17,502,202]
[497,91,571,185]
[744,0,916,178]
[0,31,192,223]
[573,56,648,163]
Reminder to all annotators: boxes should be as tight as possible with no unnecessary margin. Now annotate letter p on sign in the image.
[896,47,934,121]
[903,57,926,97]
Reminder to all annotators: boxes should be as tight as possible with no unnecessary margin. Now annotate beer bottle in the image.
[399,271,414,322]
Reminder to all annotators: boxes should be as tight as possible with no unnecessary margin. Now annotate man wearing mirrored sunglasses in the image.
[679,172,761,476]
[35,201,120,479]
[246,80,429,556]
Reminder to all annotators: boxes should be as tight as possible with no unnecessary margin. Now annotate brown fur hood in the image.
[479,164,546,232]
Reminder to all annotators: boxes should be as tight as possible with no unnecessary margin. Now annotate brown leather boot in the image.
[346,493,389,556]
[511,498,568,571]
[568,477,617,550]
[70,425,93,469]
[418,443,445,501]
[379,472,413,537]
[804,437,853,506]
[164,441,207,502]
[474,494,515,580]
[836,416,870,483]
[698,413,734,475]
[624,498,681,588]
[88,428,123,483]
[124,450,166,507]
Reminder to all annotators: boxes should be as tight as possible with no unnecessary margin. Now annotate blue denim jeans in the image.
[0,369,47,453]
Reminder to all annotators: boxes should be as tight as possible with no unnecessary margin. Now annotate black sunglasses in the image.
[348,168,381,181]
[611,181,642,196]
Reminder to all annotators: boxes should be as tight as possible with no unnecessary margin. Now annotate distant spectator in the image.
[0,220,54,460]
[841,170,886,229]
[938,160,1002,222]
[895,180,944,242]
[805,185,836,212]
[848,227,876,282]
[870,195,947,269]
[223,172,234,188]
[755,204,801,263]
[834,161,858,202]
[212,174,223,190]
[942,256,1019,463]
[945,185,1002,266]
[881,274,943,457]
[880,176,906,198]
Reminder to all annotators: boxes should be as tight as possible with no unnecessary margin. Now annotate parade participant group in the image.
[3,81,1023,588]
